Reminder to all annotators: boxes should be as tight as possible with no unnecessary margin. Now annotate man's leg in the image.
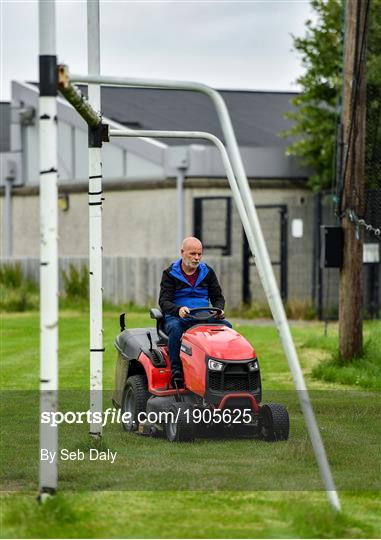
[208,318,233,328]
[164,316,187,372]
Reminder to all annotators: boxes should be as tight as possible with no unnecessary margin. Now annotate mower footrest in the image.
[150,388,187,396]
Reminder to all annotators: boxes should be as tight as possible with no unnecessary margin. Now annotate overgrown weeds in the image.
[61,264,88,304]
[0,262,153,313]
[0,263,39,312]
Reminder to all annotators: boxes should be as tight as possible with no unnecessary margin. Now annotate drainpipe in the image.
[4,161,16,257]
[176,165,187,247]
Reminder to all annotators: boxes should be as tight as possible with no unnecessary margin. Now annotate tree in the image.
[283,0,343,192]
[284,0,381,192]
[365,0,381,189]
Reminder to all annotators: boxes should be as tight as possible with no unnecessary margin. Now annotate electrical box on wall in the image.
[291,219,303,238]
[320,226,343,268]
[363,243,380,264]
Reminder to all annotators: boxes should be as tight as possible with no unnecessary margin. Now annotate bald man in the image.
[159,237,232,385]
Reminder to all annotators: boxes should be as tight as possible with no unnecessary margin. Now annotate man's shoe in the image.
[171,369,184,388]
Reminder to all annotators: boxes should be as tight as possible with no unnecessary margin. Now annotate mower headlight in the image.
[248,360,259,371]
[208,359,224,371]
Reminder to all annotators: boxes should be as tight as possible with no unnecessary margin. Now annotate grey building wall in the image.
[5,179,314,304]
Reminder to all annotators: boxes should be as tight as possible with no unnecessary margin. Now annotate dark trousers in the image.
[164,315,232,371]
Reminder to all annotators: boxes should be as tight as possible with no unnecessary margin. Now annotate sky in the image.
[1,0,315,101]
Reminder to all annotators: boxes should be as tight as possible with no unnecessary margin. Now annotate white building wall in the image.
[74,128,88,180]
[126,153,165,179]
[10,187,180,258]
[102,188,179,257]
[58,121,73,180]
[102,142,124,178]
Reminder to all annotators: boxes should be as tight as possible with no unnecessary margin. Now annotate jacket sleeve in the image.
[208,268,225,310]
[159,270,181,316]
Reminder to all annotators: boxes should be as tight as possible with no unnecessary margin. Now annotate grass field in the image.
[1,311,380,538]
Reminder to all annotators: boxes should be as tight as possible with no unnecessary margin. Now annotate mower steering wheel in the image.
[187,307,223,321]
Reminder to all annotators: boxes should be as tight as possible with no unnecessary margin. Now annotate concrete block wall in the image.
[2,180,315,305]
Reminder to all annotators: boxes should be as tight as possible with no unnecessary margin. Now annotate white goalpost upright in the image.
[87,0,103,438]
[38,0,59,499]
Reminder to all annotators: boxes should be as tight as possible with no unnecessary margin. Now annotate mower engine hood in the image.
[184,325,256,360]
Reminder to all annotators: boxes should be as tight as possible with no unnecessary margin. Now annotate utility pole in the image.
[339,0,367,360]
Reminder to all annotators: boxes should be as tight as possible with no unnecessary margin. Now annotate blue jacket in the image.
[159,258,225,316]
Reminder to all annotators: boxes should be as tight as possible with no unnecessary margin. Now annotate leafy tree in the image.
[284,0,381,192]
[365,0,381,189]
[283,0,343,192]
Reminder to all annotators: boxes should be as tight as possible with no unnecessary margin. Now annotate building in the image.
[1,80,320,308]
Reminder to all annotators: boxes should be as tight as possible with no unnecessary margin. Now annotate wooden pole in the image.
[339,0,367,360]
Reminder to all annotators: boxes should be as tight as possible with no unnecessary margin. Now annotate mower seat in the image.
[150,308,169,345]
[115,327,167,368]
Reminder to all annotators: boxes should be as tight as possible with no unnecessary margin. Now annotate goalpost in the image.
[38,0,58,500]
[87,0,103,439]
[38,0,341,511]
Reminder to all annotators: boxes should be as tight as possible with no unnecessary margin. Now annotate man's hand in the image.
[179,306,190,318]
[217,309,225,319]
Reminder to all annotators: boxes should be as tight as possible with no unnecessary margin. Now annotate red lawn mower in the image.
[112,307,289,442]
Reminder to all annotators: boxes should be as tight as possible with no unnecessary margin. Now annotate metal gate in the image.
[243,205,288,303]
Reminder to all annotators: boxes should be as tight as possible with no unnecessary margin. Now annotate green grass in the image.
[310,324,381,389]
[230,299,317,320]
[1,312,380,538]
[2,491,380,539]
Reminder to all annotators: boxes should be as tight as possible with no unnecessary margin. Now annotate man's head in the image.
[181,237,203,273]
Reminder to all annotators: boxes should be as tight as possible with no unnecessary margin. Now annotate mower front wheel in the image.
[259,403,289,441]
[165,403,195,443]
[121,375,149,432]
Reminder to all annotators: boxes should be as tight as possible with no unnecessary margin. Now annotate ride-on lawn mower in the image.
[112,307,289,442]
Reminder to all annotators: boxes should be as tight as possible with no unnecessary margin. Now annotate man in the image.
[159,237,232,384]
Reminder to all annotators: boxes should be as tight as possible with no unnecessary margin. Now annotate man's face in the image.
[181,242,203,270]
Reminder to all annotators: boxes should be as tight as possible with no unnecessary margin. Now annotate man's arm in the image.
[208,267,225,311]
[159,270,181,316]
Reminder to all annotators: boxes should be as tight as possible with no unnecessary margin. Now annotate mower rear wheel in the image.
[121,375,149,432]
[259,403,289,441]
[165,403,195,443]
